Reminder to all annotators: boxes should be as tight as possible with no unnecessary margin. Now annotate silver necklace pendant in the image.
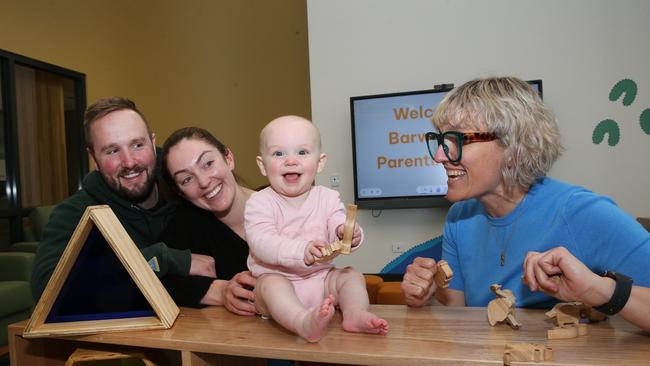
[492,193,529,268]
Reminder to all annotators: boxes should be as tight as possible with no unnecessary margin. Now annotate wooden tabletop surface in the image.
[10,305,650,365]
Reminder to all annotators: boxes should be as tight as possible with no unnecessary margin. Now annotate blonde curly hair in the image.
[433,76,563,193]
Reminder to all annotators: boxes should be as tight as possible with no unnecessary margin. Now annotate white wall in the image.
[307,0,650,273]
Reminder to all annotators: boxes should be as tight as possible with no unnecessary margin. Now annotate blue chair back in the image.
[380,236,443,274]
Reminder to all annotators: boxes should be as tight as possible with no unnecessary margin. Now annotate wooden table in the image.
[8,305,650,365]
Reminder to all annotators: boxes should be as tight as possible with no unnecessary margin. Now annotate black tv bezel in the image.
[349,79,543,210]
[528,79,543,99]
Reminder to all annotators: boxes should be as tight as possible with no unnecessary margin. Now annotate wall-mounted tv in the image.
[350,80,542,210]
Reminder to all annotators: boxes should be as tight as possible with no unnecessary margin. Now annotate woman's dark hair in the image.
[161,127,230,194]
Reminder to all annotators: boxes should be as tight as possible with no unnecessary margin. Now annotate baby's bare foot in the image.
[300,294,336,342]
[341,309,389,335]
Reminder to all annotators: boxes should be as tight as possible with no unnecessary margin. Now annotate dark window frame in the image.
[0,49,87,243]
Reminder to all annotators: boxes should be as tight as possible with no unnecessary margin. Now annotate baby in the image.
[245,115,389,342]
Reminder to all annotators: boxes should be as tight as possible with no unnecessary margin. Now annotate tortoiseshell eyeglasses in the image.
[425,131,498,163]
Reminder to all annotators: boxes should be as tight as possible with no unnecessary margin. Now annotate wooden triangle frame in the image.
[24,205,179,338]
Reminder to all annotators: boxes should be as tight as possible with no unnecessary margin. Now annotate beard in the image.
[101,165,157,204]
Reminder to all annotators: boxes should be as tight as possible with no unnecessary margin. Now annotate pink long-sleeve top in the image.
[245,186,363,280]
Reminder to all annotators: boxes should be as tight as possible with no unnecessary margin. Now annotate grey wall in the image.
[307,0,650,272]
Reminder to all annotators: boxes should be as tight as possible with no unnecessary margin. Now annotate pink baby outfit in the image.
[245,185,363,309]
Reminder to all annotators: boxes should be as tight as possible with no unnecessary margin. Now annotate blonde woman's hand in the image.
[522,246,611,306]
[401,257,438,307]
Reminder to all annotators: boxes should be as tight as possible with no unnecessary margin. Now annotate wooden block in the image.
[316,204,357,262]
[503,343,553,366]
[547,323,589,340]
[505,313,522,329]
[23,205,179,338]
[547,325,579,339]
[546,301,608,324]
[487,284,520,329]
[577,323,588,336]
[65,347,156,366]
[488,298,511,326]
[340,204,357,254]
[544,302,601,339]
[490,284,516,303]
[317,241,342,262]
[434,260,453,288]
[545,302,583,327]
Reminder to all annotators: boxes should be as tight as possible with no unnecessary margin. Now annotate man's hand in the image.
[223,271,257,316]
[401,257,438,307]
[189,253,216,278]
[305,240,328,265]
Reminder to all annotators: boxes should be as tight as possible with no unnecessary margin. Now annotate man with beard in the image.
[31,97,208,301]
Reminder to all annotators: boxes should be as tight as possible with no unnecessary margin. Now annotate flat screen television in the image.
[350,80,542,209]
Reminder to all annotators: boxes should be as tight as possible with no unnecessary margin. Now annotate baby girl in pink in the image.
[245,115,389,342]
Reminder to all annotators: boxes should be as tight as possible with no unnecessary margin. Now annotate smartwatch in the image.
[593,271,633,315]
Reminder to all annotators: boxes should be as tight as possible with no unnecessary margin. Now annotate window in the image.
[0,49,87,247]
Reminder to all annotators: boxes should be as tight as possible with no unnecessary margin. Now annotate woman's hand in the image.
[522,246,612,306]
[222,271,257,316]
[524,246,650,332]
[189,253,216,278]
[401,257,438,307]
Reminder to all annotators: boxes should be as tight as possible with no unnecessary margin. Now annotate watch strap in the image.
[593,271,633,315]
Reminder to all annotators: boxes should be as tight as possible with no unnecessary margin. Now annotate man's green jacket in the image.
[31,169,189,301]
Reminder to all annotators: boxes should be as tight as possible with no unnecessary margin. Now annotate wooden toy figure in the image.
[434,260,453,288]
[503,343,554,365]
[487,284,521,329]
[544,302,606,339]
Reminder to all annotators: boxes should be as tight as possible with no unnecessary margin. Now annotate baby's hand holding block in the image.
[316,204,357,262]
